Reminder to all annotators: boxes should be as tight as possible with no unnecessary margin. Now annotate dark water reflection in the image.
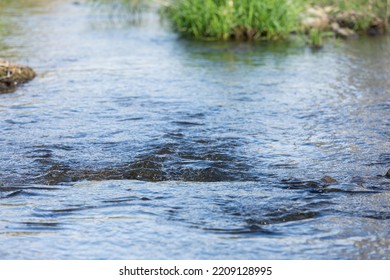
[0,0,389,259]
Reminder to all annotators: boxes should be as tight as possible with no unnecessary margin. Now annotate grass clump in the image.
[164,0,306,40]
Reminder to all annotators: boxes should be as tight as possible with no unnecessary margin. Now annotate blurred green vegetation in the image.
[164,0,389,40]
[163,0,304,40]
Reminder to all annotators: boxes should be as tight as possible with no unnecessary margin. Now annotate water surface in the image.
[0,0,389,259]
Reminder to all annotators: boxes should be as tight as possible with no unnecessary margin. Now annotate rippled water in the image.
[0,0,389,259]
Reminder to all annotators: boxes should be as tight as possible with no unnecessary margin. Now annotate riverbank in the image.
[0,60,36,93]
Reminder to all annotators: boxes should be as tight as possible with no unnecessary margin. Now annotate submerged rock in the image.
[0,60,36,93]
[321,175,338,185]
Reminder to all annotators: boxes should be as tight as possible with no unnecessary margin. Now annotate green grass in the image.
[164,0,389,40]
[163,0,306,40]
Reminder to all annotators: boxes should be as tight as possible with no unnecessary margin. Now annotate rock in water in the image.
[0,60,36,93]
[321,175,338,184]
[386,168,390,178]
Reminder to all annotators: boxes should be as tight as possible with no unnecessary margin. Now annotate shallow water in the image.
[0,0,389,259]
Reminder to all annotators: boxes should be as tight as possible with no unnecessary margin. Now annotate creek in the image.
[0,0,389,259]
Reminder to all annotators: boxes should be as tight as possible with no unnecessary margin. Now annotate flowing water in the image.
[0,0,389,259]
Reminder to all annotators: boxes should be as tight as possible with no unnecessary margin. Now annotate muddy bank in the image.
[0,60,36,93]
